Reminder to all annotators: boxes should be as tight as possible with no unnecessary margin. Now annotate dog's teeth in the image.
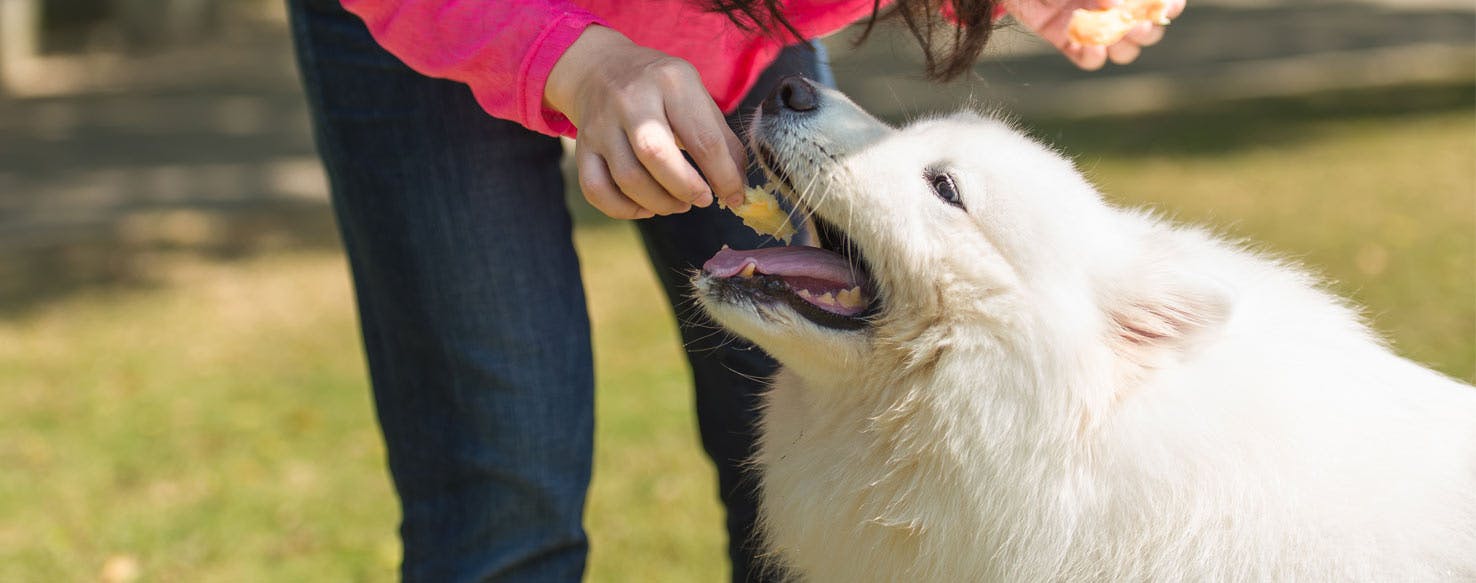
[837,287,863,308]
[739,263,757,278]
[818,292,836,305]
[797,289,813,299]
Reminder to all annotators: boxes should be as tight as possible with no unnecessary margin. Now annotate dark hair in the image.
[702,0,1001,82]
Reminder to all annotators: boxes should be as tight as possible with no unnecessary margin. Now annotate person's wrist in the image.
[544,24,627,123]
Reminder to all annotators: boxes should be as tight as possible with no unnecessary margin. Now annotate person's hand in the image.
[545,26,747,220]
[1008,0,1186,70]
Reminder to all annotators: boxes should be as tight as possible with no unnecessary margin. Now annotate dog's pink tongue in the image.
[704,245,862,288]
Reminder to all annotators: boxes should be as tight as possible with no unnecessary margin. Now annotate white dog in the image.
[693,79,1476,582]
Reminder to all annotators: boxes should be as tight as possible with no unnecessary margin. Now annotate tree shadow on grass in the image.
[1021,83,1475,158]
[0,200,342,319]
[5,85,1469,319]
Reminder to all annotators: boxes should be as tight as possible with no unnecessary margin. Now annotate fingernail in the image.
[637,210,655,219]
[695,191,714,208]
[723,194,745,208]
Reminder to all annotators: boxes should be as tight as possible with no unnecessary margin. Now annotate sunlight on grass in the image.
[0,96,1470,581]
[0,255,396,581]
[0,225,722,582]
[578,225,726,583]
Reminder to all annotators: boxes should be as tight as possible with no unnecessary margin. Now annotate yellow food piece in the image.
[1067,8,1137,46]
[724,185,797,243]
[1068,0,1171,46]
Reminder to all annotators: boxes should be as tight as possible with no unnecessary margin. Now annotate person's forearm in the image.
[341,0,605,136]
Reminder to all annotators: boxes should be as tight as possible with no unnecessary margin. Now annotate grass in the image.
[1,87,1471,581]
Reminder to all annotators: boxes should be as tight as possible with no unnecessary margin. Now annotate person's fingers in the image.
[1128,21,1166,47]
[1069,43,1109,71]
[1035,3,1108,70]
[719,129,748,209]
[667,98,747,209]
[625,116,714,208]
[602,133,692,216]
[576,145,652,220]
[1161,0,1187,21]
[1035,1,1081,45]
[1108,39,1142,65]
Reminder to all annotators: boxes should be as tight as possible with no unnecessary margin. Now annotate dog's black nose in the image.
[762,76,819,115]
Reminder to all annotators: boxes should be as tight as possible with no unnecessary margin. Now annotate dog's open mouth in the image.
[703,240,874,330]
[701,144,877,331]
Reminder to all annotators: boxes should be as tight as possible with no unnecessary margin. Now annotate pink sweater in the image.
[341,1,891,137]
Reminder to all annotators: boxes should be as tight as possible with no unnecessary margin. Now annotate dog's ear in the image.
[1104,266,1234,368]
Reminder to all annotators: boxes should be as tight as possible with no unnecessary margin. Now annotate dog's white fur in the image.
[695,85,1476,582]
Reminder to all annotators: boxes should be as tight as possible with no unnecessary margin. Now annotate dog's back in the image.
[1040,220,1476,580]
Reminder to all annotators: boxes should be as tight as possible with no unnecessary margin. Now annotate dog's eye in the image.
[929,172,963,208]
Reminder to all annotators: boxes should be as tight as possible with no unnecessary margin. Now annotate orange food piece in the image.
[1068,0,1172,46]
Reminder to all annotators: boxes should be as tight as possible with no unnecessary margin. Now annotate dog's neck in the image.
[787,321,1117,452]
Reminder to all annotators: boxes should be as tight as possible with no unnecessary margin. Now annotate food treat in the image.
[1067,0,1171,46]
[723,184,798,243]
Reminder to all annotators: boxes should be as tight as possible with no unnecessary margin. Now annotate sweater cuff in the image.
[517,10,605,137]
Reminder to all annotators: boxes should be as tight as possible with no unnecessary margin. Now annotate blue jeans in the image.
[287,1,831,580]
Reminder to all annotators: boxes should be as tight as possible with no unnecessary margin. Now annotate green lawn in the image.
[1,88,1471,581]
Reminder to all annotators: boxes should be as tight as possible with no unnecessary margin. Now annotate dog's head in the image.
[695,78,1233,401]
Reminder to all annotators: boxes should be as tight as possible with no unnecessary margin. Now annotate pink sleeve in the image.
[341,0,604,137]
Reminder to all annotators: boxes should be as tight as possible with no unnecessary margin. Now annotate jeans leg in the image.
[288,1,592,581]
[634,42,834,583]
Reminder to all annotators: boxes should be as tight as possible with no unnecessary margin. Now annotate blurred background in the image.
[1,0,1471,580]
